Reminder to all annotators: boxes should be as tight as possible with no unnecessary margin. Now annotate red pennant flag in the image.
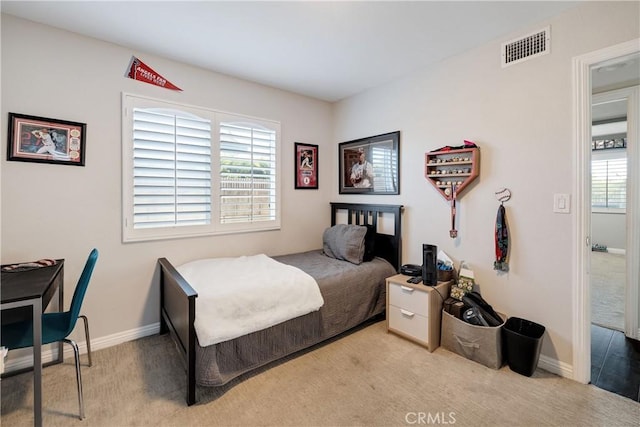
[126,56,182,91]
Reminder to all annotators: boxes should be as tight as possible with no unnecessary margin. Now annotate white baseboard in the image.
[537,354,573,379]
[89,322,161,352]
[2,323,160,374]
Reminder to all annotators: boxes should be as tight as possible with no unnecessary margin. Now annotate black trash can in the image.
[503,317,545,377]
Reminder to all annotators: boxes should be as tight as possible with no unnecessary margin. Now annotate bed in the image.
[157,202,403,405]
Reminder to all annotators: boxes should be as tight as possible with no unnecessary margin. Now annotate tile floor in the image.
[591,324,640,401]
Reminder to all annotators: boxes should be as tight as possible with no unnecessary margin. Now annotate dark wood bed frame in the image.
[157,202,403,405]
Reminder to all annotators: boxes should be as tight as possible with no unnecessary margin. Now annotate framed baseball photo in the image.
[339,131,400,194]
[7,113,87,166]
[295,142,318,189]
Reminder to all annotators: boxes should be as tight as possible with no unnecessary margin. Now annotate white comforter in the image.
[177,254,325,346]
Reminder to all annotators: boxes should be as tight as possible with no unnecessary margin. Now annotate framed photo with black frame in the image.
[7,113,87,166]
[339,131,400,195]
[295,142,318,189]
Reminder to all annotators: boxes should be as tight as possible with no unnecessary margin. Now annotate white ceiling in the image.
[2,1,583,102]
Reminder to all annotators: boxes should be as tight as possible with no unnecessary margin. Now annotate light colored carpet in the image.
[2,321,639,426]
[591,251,626,331]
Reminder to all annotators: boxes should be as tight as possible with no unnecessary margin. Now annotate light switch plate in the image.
[554,193,571,213]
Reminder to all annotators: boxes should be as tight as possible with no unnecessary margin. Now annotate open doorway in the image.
[590,90,630,334]
[588,56,639,401]
[572,38,639,394]
[590,56,640,341]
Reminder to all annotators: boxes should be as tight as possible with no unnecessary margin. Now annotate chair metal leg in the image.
[64,339,85,420]
[79,315,92,367]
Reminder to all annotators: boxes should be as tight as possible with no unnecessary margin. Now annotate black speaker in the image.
[422,244,437,286]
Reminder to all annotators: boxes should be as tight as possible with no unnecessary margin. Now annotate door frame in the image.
[572,38,640,384]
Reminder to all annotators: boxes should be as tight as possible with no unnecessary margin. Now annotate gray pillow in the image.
[322,224,367,265]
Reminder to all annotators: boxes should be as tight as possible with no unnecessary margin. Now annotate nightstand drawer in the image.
[388,283,429,317]
[388,305,429,343]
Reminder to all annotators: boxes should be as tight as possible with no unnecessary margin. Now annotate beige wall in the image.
[1,15,333,345]
[333,1,639,368]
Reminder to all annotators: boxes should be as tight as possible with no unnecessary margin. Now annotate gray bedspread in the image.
[195,250,395,386]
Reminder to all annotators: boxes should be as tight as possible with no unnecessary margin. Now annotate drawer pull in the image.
[400,286,414,293]
[400,309,415,318]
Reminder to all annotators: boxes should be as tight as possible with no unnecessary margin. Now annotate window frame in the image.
[122,93,281,242]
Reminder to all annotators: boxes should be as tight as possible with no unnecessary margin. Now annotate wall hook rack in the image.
[495,188,512,205]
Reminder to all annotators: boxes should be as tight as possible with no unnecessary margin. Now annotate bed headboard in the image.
[330,202,404,272]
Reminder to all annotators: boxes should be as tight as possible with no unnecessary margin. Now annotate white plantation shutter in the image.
[133,108,212,229]
[122,94,280,242]
[219,121,277,224]
[592,156,627,210]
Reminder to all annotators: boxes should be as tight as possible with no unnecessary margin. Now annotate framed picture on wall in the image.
[295,142,318,189]
[7,113,87,166]
[339,131,400,194]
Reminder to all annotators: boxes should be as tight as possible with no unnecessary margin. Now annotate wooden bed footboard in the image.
[158,257,198,405]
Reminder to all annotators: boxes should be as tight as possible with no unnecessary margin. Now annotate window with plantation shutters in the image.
[132,108,212,229]
[219,120,277,224]
[592,154,627,211]
[122,94,280,242]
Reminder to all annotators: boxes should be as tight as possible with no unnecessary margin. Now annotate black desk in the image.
[1,260,64,427]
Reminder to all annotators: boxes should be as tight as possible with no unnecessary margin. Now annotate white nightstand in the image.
[386,274,451,352]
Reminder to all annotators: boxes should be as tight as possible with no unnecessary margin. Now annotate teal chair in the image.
[1,248,98,420]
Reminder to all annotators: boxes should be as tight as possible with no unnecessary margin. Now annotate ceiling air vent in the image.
[501,26,550,68]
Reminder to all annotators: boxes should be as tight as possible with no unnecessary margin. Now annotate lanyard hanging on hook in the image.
[494,188,511,271]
